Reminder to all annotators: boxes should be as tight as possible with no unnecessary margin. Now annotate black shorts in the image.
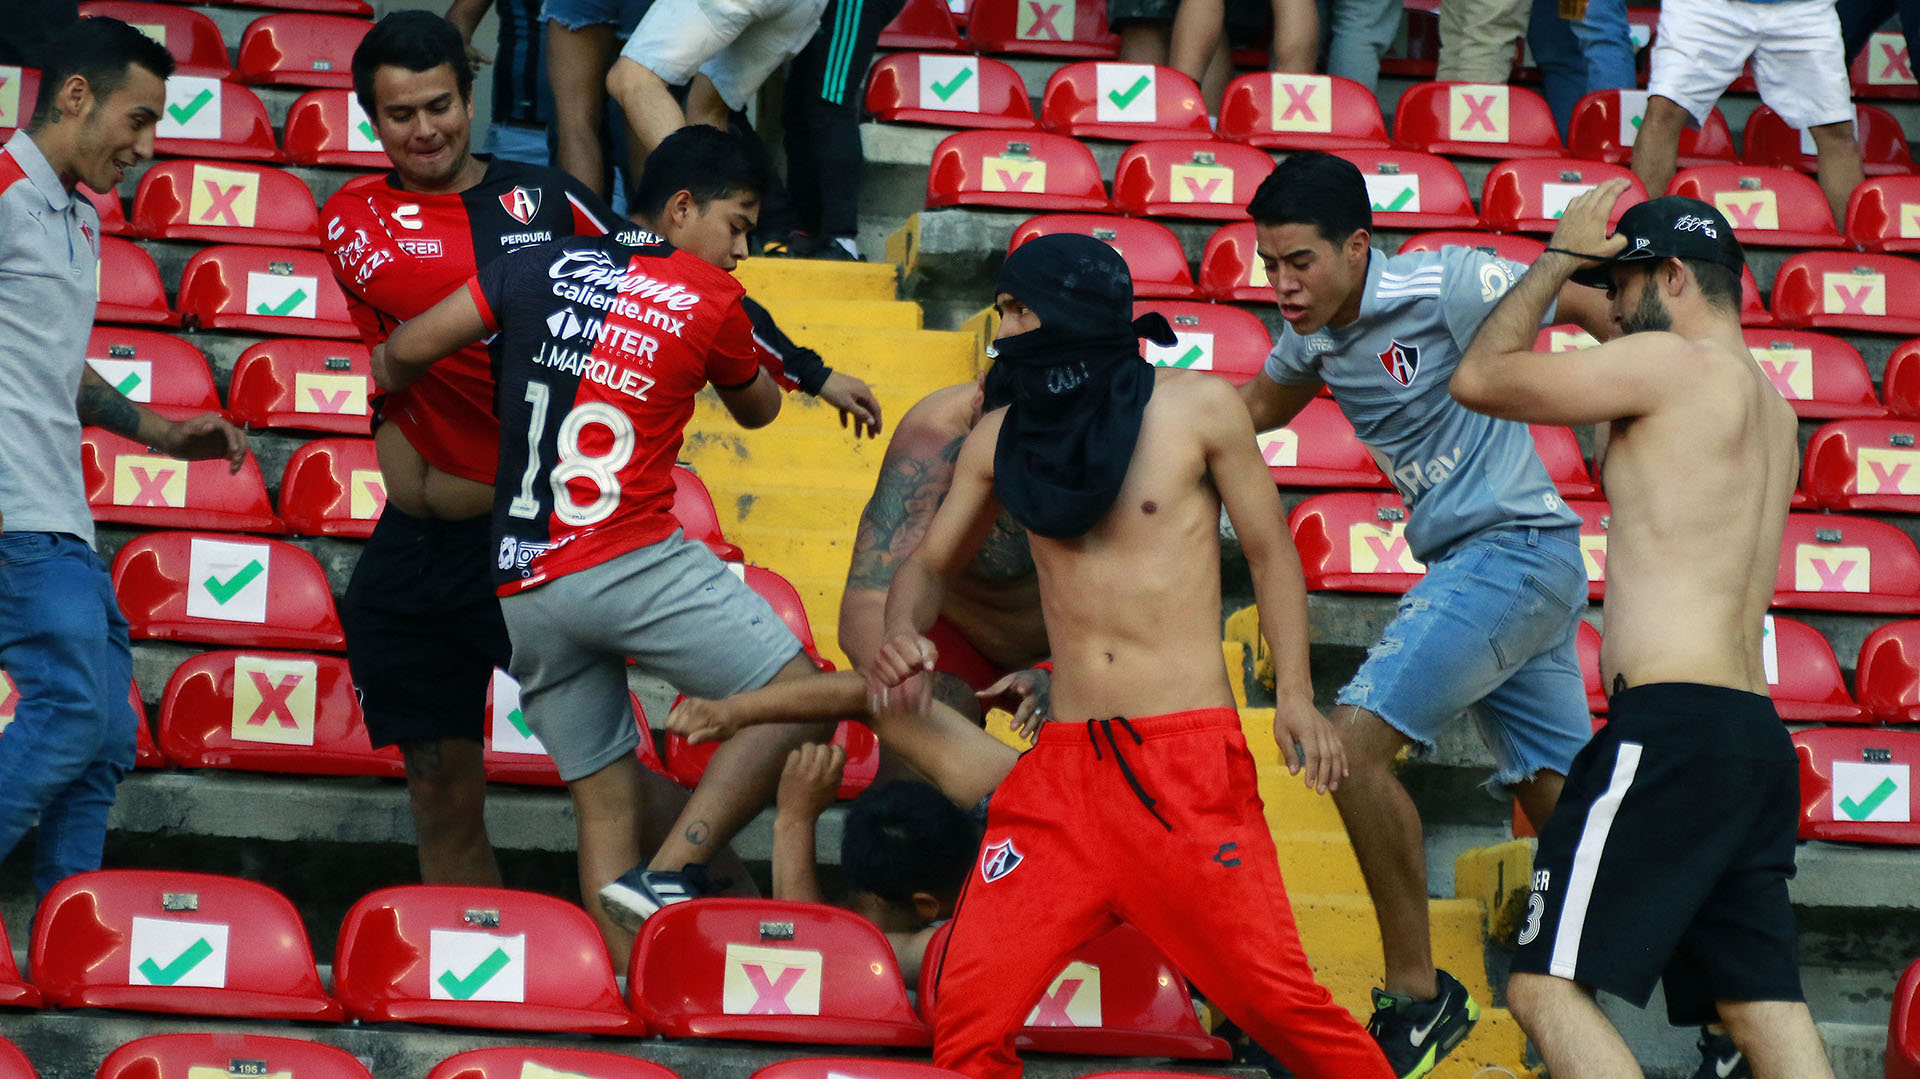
[1510,682,1804,1025]
[340,505,511,749]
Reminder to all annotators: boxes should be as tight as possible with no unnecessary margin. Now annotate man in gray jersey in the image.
[1240,151,1613,1079]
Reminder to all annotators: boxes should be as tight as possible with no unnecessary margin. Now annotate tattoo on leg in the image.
[683,819,712,847]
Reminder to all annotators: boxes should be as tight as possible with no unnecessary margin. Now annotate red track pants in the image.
[930,708,1393,1079]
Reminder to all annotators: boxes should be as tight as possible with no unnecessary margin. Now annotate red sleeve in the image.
[707,299,771,389]
[466,277,499,333]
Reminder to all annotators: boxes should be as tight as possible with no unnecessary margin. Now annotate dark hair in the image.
[31,17,176,130]
[351,11,473,117]
[630,125,769,219]
[840,781,979,905]
[1682,258,1741,313]
[1246,151,1372,246]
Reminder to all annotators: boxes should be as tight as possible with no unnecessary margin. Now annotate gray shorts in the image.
[500,529,802,781]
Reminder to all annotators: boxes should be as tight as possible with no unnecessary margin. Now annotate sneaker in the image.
[1692,1028,1752,1079]
[598,863,712,931]
[1365,969,1480,1079]
[808,236,864,261]
[761,231,818,258]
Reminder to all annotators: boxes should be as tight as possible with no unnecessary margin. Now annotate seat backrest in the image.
[1012,214,1196,298]
[1333,149,1480,229]
[226,337,374,434]
[1397,231,1545,264]
[925,131,1110,212]
[966,0,1119,58]
[78,2,232,77]
[1845,175,1920,253]
[1217,72,1388,151]
[236,13,372,89]
[749,1060,969,1079]
[671,465,744,561]
[1131,300,1271,384]
[0,1038,29,1079]
[283,88,391,167]
[133,160,322,247]
[1801,418,1920,512]
[483,666,665,785]
[1533,323,1599,353]
[1891,954,1920,1079]
[31,869,339,1019]
[1112,139,1275,220]
[1759,614,1866,722]
[725,563,818,652]
[1255,396,1386,488]
[279,438,385,539]
[82,427,282,533]
[1773,512,1920,613]
[0,910,39,1009]
[1391,81,1562,159]
[1479,157,1645,233]
[178,244,358,337]
[1853,28,1917,99]
[1040,62,1210,141]
[85,328,222,421]
[1198,222,1270,303]
[96,236,175,326]
[81,182,132,235]
[1771,252,1920,335]
[111,531,347,650]
[1742,103,1917,176]
[1575,619,1605,714]
[1740,264,1776,327]
[98,1033,373,1079]
[429,1047,687,1079]
[875,0,965,50]
[1668,165,1844,248]
[1791,726,1920,845]
[1528,425,1596,499]
[0,66,41,144]
[1854,619,1920,724]
[1564,499,1609,601]
[153,78,278,162]
[1286,491,1426,592]
[159,649,402,776]
[864,54,1036,131]
[1565,90,1737,168]
[1885,338,1920,421]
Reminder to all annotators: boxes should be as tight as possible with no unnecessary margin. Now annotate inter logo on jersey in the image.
[499,186,542,225]
[980,839,1024,882]
[1378,339,1420,387]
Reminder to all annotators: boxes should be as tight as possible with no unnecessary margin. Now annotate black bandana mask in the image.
[982,235,1176,540]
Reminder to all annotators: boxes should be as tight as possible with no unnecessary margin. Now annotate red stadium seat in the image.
[925,131,1110,212]
[133,160,322,247]
[96,237,175,326]
[1792,726,1920,845]
[671,467,745,562]
[283,88,390,167]
[1668,166,1845,248]
[1845,176,1920,253]
[131,675,164,769]
[628,898,931,1046]
[1334,150,1481,229]
[193,0,372,14]
[1479,158,1645,234]
[158,650,401,776]
[1772,513,1920,614]
[1576,620,1605,715]
[334,885,641,1033]
[1741,104,1917,177]
[1855,620,1920,724]
[1757,614,1867,723]
[1741,265,1777,328]
[916,922,1229,1060]
[1802,418,1920,512]
[1853,28,1917,100]
[1379,0,1439,77]
[1565,499,1609,601]
[876,0,964,49]
[430,1048,685,1079]
[227,338,374,433]
[1111,139,1274,220]
[0,66,40,145]
[1198,222,1276,303]
[153,78,278,161]
[111,531,347,650]
[1884,339,1920,420]
[1392,82,1562,160]
[749,1060,967,1079]
[1041,63,1211,141]
[236,14,372,89]
[864,54,1036,130]
[99,1034,372,1079]
[483,667,666,785]
[1287,491,1426,592]
[279,438,385,539]
[0,912,40,1009]
[665,719,877,799]
[1533,323,1599,352]
[78,3,232,78]
[178,244,358,338]
[1255,397,1387,488]
[1891,955,1920,1079]
[30,869,340,1019]
[1132,300,1271,383]
[1399,231,1546,264]
[82,428,282,533]
[1218,73,1389,151]
[80,183,132,236]
[0,1038,29,1079]
[1771,252,1920,335]
[966,0,1119,58]
[1012,215,1198,299]
[1530,425,1597,499]
[1565,91,1737,168]
[85,328,223,422]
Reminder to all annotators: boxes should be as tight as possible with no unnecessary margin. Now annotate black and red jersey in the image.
[470,229,771,594]
[321,158,614,484]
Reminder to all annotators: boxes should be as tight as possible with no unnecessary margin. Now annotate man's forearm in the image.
[1251,553,1317,705]
[881,556,947,640]
[78,366,168,446]
[727,672,868,727]
[1463,251,1581,368]
[770,814,825,904]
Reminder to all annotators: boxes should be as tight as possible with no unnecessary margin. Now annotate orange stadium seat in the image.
[85,328,223,422]
[666,720,877,799]
[78,3,232,78]
[1398,231,1545,263]
[1855,620,1920,724]
[282,88,390,167]
[1884,339,1920,419]
[158,650,402,776]
[278,438,384,539]
[430,1048,685,1079]
[966,0,1119,57]
[1891,956,1920,1079]
[628,898,931,1047]
[1668,166,1845,248]
[1287,491,1425,592]
[1853,28,1917,100]
[1530,425,1597,499]
[1741,103,1918,177]
[80,183,132,236]
[1040,62,1211,141]
[82,428,282,533]
[98,1034,372,1079]
[1335,150,1481,229]
[1392,81,1562,160]
[865,54,1036,130]
[1217,73,1388,151]
[0,66,41,145]
[1012,215,1197,299]
[1802,418,1920,512]
[236,14,372,89]
[1198,222,1271,303]
[1132,300,1271,383]
[876,0,964,49]
[925,131,1111,212]
[1741,265,1777,327]
[152,78,278,161]
[30,869,341,1019]
[1576,620,1605,715]
[1771,252,1920,335]
[111,531,347,650]
[1255,397,1386,488]
[671,466,745,562]
[1792,726,1920,845]
[334,885,641,1034]
[1111,139,1274,220]
[226,338,374,434]
[1479,158,1645,234]
[1846,176,1920,253]
[96,237,175,326]
[133,160,322,247]
[0,913,40,1009]
[178,244,357,337]
[0,1040,29,1079]
[1757,614,1868,723]
[482,666,666,786]
[1772,513,1920,614]
[1565,90,1737,168]
[1565,498,1609,601]
[750,1060,967,1079]
[1378,0,1439,77]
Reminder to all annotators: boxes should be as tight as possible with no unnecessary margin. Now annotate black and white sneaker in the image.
[1365,968,1480,1079]
[598,863,712,931]
[1691,1027,1752,1079]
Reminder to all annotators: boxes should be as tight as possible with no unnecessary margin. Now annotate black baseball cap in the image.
[1569,195,1747,289]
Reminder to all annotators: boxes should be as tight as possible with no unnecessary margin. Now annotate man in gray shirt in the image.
[0,18,246,896]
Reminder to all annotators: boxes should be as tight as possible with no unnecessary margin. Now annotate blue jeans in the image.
[1316,0,1403,91]
[1530,0,1638,137]
[0,532,136,896]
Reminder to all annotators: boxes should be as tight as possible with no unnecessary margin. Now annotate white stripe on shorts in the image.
[1548,740,1644,980]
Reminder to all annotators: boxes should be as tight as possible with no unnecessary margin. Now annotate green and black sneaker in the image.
[1365,968,1480,1079]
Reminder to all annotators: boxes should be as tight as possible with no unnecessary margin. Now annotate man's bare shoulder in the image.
[887,383,978,450]
[1148,369,1251,429]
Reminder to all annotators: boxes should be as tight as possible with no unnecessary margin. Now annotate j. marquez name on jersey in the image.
[533,338,657,402]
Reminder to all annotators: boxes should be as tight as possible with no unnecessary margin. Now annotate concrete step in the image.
[754,298,925,332]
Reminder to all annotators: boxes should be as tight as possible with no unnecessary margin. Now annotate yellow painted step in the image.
[1454,838,1538,945]
[718,488,871,535]
[734,258,898,303]
[754,298,923,332]
[774,326,981,386]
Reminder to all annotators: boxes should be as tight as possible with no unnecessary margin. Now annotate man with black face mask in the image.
[866,234,1394,1079]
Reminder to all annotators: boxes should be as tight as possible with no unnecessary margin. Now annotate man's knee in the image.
[1506,971,1576,1023]
[1641,95,1689,130]
[401,739,487,806]
[1808,120,1860,150]
[1333,705,1408,770]
[606,57,661,103]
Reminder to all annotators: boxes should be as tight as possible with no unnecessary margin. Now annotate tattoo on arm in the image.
[683,819,712,847]
[78,372,146,440]
[844,435,965,591]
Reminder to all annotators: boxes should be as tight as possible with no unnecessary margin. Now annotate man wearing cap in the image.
[1453,186,1830,1079]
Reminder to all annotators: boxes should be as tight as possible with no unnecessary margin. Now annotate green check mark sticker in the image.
[1166,345,1204,368]
[1839,777,1899,820]
[203,560,264,604]
[357,120,376,142]
[1630,114,1643,131]
[256,289,308,317]
[437,947,511,1000]
[114,371,143,395]
[506,707,532,739]
[137,937,213,985]
[1373,188,1415,213]
[1108,75,1150,110]
[929,66,973,102]
[168,88,213,125]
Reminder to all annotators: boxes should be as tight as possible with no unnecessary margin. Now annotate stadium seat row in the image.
[71,4,370,87]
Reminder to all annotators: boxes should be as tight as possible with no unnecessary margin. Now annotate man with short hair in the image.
[0,17,247,895]
[1453,186,1832,1079]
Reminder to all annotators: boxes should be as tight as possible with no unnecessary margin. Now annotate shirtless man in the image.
[1451,186,1831,1079]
